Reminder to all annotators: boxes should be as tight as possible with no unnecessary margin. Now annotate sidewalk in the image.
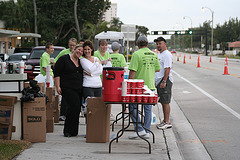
[14,100,182,160]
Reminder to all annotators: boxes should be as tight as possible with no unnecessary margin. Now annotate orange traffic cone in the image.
[197,55,200,67]
[179,53,181,57]
[223,56,229,75]
[210,56,212,62]
[183,55,186,64]
[189,55,191,59]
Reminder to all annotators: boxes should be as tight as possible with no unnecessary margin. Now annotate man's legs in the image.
[143,105,152,133]
[162,103,170,123]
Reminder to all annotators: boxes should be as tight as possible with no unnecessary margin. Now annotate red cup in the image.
[136,79,144,88]
[137,95,142,103]
[130,79,137,88]
[136,88,143,95]
[148,95,154,103]
[126,95,130,102]
[154,95,158,103]
[126,80,131,89]
[143,95,148,103]
[130,95,136,103]
[127,88,131,94]
[132,88,136,94]
[122,96,127,102]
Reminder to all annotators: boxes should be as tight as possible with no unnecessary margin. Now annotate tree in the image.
[136,25,149,40]
[33,0,38,46]
[109,17,123,31]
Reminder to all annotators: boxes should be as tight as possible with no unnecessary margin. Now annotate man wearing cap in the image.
[154,37,173,130]
[128,36,160,139]
[110,42,127,67]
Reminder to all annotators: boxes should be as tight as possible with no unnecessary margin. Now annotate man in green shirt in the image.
[110,42,127,67]
[54,38,78,63]
[40,42,54,76]
[128,36,160,139]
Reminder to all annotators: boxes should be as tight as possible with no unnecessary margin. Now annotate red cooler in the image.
[102,67,124,102]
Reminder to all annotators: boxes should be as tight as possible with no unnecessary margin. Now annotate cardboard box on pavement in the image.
[0,95,17,107]
[46,87,55,103]
[46,117,54,133]
[24,82,45,93]
[0,106,14,125]
[0,124,12,140]
[86,97,111,143]
[23,97,46,143]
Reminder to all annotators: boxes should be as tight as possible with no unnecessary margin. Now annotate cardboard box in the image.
[53,109,59,123]
[24,82,45,93]
[86,97,111,143]
[0,95,17,107]
[0,106,14,125]
[53,95,59,110]
[46,102,54,120]
[23,97,46,142]
[46,118,54,133]
[46,87,55,103]
[0,124,12,140]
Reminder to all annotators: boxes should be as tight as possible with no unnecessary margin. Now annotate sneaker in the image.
[128,130,147,139]
[142,133,150,139]
[59,116,66,121]
[156,121,172,129]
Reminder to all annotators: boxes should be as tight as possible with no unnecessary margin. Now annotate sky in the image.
[111,0,240,42]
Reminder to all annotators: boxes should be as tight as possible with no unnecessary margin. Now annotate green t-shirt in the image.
[54,48,71,63]
[110,53,127,67]
[128,48,160,90]
[40,52,53,76]
[94,50,111,61]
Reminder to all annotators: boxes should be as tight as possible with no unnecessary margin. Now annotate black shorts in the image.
[156,78,173,104]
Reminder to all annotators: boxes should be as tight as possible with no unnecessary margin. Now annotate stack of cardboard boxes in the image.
[22,82,60,142]
[23,97,46,142]
[0,95,17,140]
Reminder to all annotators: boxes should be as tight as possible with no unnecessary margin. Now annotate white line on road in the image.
[173,70,240,120]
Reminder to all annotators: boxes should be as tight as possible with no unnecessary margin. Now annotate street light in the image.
[183,16,193,53]
[202,7,214,56]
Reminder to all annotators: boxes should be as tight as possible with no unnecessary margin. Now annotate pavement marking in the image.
[173,70,240,120]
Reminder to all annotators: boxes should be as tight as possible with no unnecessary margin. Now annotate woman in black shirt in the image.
[54,44,83,137]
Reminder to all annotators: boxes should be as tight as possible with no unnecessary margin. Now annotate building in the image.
[103,3,117,22]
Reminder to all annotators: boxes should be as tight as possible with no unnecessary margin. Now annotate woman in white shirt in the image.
[80,40,103,100]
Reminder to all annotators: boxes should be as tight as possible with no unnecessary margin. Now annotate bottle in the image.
[19,60,25,74]
[151,112,156,125]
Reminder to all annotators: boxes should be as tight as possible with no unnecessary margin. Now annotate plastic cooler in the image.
[102,67,124,102]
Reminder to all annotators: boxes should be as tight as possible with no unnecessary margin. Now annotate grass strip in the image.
[0,140,31,160]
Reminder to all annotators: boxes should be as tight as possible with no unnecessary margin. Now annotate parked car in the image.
[25,46,66,80]
[0,53,9,62]
[14,47,33,54]
[6,52,30,73]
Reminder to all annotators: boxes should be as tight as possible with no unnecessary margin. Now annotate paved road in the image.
[171,53,240,160]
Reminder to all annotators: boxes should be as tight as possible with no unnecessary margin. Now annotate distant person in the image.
[94,39,111,66]
[154,37,173,130]
[128,36,160,139]
[79,39,85,45]
[54,44,83,137]
[110,42,127,68]
[40,42,54,77]
[80,41,103,102]
[54,38,78,121]
[54,38,78,63]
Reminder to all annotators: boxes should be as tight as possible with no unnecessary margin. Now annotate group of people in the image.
[39,35,173,139]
